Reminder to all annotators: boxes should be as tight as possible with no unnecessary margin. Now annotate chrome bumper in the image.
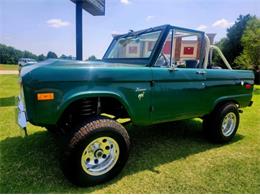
[16,96,27,129]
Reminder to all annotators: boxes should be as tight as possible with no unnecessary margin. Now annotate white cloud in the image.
[145,16,155,22]
[196,24,207,31]
[120,0,131,5]
[46,19,70,28]
[212,19,234,28]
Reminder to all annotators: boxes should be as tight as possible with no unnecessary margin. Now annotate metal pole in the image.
[76,1,83,60]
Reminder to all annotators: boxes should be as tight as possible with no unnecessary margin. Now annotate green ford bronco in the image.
[17,25,254,186]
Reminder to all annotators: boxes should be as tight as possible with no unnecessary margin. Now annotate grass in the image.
[0,64,18,70]
[0,75,259,193]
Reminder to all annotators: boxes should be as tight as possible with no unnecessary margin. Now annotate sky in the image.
[0,0,259,59]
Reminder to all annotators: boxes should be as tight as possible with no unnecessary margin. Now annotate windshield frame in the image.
[102,25,169,65]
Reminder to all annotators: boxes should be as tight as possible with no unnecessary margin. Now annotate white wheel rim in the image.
[221,112,237,137]
[81,136,120,176]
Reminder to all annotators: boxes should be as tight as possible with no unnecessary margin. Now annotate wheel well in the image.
[203,100,240,119]
[214,100,240,110]
[57,97,130,130]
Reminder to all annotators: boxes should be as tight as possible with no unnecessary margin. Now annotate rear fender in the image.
[212,93,253,112]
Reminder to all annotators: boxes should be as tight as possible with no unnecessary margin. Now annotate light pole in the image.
[76,1,83,60]
[71,0,105,60]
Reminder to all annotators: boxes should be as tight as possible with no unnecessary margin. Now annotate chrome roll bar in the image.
[203,34,232,70]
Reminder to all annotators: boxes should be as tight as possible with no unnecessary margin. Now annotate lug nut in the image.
[102,139,107,143]
[105,146,110,150]
[86,158,90,163]
[102,154,107,158]
[94,159,99,164]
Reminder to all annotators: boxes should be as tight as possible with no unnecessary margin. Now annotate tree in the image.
[0,43,38,64]
[87,55,97,61]
[234,18,260,69]
[220,14,256,66]
[60,54,74,60]
[60,54,67,59]
[23,50,36,59]
[46,51,58,59]
[38,54,46,61]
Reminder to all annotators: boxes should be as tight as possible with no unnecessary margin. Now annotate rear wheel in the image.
[203,103,240,143]
[61,117,130,186]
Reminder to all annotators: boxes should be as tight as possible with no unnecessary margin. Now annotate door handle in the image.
[196,70,206,75]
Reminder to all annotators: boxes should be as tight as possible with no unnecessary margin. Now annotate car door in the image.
[151,67,207,124]
[148,27,208,123]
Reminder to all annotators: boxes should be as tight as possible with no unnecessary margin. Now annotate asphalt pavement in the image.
[0,70,18,75]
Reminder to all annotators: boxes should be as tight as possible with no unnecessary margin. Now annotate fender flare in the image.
[55,90,135,123]
[211,95,246,112]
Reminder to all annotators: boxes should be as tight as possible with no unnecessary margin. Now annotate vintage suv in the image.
[17,25,254,186]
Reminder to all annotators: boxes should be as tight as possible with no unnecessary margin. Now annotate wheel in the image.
[61,117,130,186]
[203,103,240,143]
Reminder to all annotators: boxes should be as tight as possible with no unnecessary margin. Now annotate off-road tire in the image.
[203,103,240,143]
[61,116,130,187]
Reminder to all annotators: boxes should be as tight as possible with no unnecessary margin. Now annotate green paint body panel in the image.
[20,59,254,127]
[19,25,254,128]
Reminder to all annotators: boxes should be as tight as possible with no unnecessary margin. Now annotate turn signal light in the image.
[37,93,54,101]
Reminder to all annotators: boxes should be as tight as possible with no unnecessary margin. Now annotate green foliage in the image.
[234,18,260,69]
[0,43,75,63]
[87,55,97,61]
[46,51,58,59]
[222,14,255,65]
[212,14,258,69]
[0,44,38,64]
[60,54,74,60]
[37,54,46,61]
[213,14,255,68]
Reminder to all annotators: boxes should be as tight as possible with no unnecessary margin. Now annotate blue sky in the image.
[0,0,259,59]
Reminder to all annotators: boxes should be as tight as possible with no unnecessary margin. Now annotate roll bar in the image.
[203,34,232,70]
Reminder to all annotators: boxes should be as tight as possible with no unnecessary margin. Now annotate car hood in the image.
[22,62,37,67]
[20,59,148,83]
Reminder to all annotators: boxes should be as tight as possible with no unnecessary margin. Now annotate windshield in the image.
[105,30,162,59]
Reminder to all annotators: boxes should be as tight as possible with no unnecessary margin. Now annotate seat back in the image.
[185,60,198,68]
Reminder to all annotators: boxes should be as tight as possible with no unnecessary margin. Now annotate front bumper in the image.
[16,96,27,129]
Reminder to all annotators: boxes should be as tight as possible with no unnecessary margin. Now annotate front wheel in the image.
[61,117,130,186]
[203,103,240,143]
